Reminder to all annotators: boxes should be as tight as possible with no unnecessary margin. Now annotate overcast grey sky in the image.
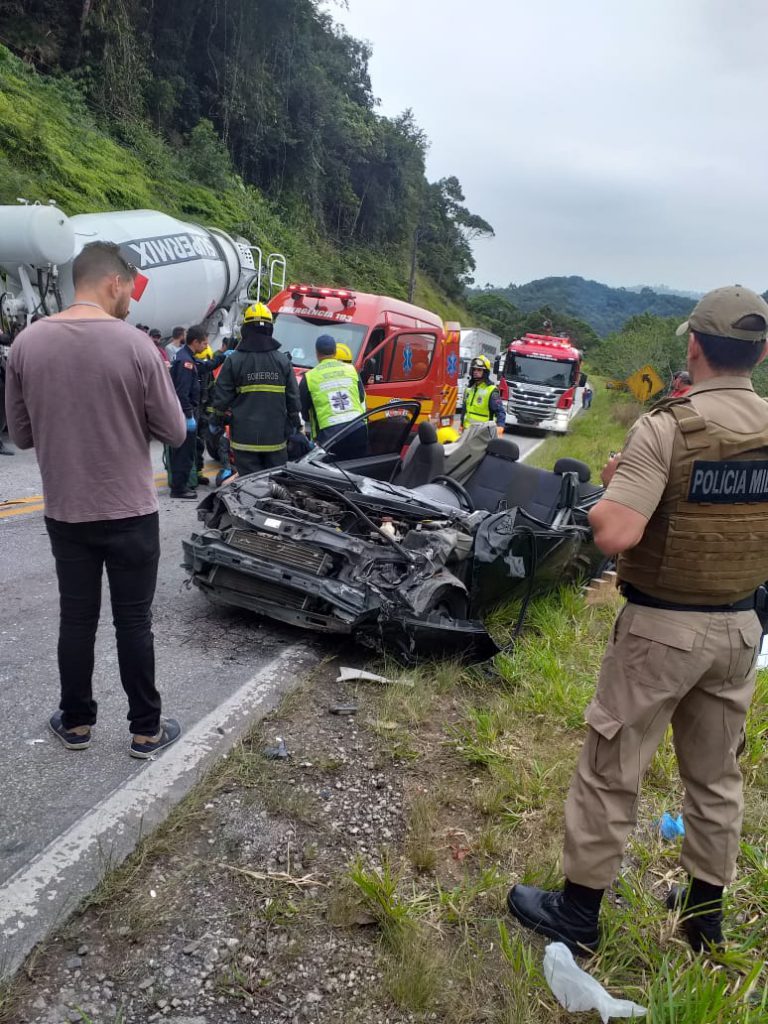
[332,0,768,293]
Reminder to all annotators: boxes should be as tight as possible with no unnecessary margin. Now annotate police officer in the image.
[299,334,366,456]
[459,355,505,435]
[210,302,301,476]
[507,285,768,955]
[168,324,209,498]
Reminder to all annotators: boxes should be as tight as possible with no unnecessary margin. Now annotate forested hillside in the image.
[478,276,695,336]
[0,0,492,312]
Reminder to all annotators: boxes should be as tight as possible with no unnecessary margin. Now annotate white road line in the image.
[0,643,314,977]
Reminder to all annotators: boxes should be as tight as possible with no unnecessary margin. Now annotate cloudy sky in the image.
[333,0,767,294]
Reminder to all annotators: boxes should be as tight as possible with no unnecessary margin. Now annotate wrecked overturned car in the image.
[182,402,607,660]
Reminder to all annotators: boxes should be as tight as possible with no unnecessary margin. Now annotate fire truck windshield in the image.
[272,314,367,368]
[506,354,577,388]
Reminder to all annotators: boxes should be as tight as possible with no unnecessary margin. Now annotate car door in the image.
[360,330,439,422]
[320,400,421,481]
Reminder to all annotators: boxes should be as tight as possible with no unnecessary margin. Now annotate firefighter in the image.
[507,285,768,956]
[210,302,301,476]
[299,335,367,456]
[335,342,354,363]
[460,355,506,435]
[168,324,210,498]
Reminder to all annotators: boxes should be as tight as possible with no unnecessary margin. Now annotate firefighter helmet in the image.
[242,302,273,326]
[471,355,492,376]
[437,426,460,445]
[335,342,353,363]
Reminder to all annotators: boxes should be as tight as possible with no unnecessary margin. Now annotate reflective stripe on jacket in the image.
[211,326,301,453]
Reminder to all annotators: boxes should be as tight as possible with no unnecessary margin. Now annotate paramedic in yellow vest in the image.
[210,302,301,476]
[299,335,367,458]
[508,285,768,957]
[460,355,505,435]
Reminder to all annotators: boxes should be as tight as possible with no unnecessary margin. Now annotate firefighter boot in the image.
[666,880,724,952]
[507,881,602,956]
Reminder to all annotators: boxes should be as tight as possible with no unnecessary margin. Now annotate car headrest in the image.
[487,437,520,461]
[417,420,438,446]
[554,457,591,482]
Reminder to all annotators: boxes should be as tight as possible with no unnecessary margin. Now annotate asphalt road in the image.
[0,444,312,890]
[0,424,543,970]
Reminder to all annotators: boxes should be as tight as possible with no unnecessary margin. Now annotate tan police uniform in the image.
[563,376,768,889]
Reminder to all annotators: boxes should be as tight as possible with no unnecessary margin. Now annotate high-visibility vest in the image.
[463,382,495,425]
[305,359,365,436]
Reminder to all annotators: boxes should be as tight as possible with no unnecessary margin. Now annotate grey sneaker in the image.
[130,718,182,759]
[49,710,91,750]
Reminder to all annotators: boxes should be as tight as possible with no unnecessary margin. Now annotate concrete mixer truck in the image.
[0,200,286,340]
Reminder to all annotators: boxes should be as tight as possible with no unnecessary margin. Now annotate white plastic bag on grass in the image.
[544,943,647,1022]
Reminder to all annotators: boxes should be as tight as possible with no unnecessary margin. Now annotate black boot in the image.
[666,879,724,952]
[507,880,602,956]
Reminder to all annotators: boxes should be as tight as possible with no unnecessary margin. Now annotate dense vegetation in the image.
[476,276,696,336]
[0,0,492,303]
[467,292,600,351]
[589,311,768,396]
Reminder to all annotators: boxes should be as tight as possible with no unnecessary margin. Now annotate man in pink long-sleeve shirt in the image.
[5,241,187,759]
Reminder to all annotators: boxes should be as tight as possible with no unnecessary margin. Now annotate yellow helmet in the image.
[471,355,492,374]
[437,426,460,445]
[242,302,273,326]
[335,342,353,363]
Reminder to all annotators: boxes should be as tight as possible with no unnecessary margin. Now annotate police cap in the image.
[676,285,768,342]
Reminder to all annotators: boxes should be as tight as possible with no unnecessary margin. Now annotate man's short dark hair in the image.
[694,325,766,373]
[316,334,336,357]
[186,324,208,345]
[172,326,186,340]
[72,241,135,289]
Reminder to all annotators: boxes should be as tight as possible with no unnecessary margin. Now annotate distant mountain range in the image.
[476,276,697,337]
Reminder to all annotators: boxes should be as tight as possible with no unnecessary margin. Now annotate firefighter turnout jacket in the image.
[169,344,200,417]
[461,381,505,427]
[211,327,301,456]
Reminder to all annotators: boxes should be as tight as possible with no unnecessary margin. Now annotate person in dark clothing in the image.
[211,303,301,476]
[169,324,209,498]
[192,341,227,485]
[149,327,170,366]
[0,331,14,455]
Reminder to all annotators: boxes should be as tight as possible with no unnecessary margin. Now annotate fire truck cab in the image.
[498,333,585,434]
[269,284,460,429]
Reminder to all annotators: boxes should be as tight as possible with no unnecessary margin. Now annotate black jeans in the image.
[169,430,196,493]
[45,513,162,735]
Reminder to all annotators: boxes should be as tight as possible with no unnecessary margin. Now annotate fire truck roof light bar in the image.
[289,284,355,301]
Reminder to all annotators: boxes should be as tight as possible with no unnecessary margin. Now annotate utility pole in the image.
[407,227,419,303]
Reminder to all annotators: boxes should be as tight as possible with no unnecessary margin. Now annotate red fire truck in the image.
[268,284,460,428]
[498,333,586,434]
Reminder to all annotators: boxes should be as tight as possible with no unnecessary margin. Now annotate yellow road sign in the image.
[626,364,664,402]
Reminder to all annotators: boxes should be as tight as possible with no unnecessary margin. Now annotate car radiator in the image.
[228,529,331,575]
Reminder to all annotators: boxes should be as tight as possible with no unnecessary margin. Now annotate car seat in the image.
[464,438,566,523]
[396,421,445,488]
[554,457,602,502]
[443,422,496,483]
